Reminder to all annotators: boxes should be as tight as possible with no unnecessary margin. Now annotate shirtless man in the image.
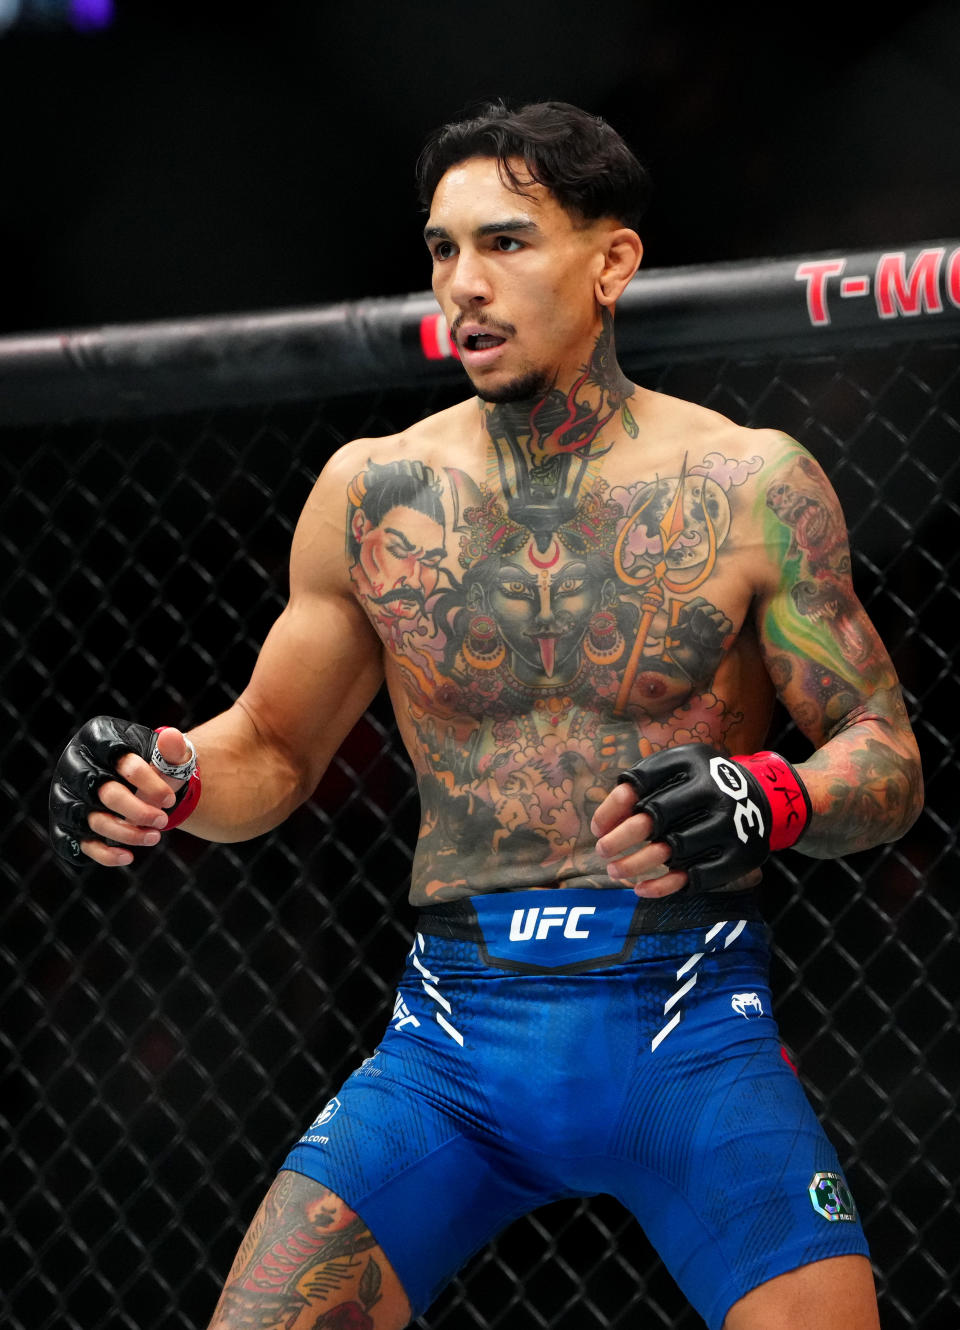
[50,101,923,1329]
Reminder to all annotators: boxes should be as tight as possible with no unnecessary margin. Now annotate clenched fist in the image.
[50,717,199,868]
[592,743,810,896]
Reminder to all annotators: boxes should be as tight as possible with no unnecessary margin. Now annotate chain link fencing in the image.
[2,320,959,1328]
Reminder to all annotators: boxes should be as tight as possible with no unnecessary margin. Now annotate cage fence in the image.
[2,245,959,1329]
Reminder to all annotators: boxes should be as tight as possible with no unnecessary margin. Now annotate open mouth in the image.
[463,332,506,352]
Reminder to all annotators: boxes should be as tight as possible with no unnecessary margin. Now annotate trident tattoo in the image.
[612,454,719,717]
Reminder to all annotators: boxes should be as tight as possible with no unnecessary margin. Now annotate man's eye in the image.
[494,236,522,252]
[433,241,455,261]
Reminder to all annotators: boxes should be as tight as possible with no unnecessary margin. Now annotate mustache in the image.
[371,586,426,609]
[450,312,517,341]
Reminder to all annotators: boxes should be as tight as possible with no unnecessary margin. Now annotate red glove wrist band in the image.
[733,750,811,851]
[165,773,202,829]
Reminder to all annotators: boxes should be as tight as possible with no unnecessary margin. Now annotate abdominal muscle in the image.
[386,639,775,907]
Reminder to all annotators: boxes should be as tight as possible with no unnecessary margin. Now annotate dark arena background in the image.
[3,6,960,1329]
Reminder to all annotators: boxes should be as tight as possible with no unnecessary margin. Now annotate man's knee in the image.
[207,1170,412,1329]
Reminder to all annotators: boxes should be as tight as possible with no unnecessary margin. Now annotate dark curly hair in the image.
[416,99,652,231]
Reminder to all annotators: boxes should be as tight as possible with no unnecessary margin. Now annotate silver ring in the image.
[151,735,198,781]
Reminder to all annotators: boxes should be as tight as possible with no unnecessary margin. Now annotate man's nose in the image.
[450,250,493,309]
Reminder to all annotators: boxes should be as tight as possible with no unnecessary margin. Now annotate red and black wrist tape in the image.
[734,750,811,851]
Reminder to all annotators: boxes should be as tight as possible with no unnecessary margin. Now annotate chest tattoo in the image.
[343,425,762,894]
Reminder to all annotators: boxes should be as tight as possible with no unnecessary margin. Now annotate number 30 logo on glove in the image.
[709,756,766,846]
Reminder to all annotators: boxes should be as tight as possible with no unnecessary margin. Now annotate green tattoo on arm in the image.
[760,449,923,855]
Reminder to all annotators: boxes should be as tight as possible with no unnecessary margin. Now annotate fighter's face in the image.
[353,504,445,620]
[425,157,607,402]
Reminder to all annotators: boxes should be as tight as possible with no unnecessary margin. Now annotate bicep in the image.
[752,443,922,848]
[753,448,899,746]
[238,590,384,788]
[232,459,385,793]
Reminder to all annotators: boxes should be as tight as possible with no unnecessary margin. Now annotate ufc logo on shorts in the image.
[509,904,596,941]
[709,756,765,845]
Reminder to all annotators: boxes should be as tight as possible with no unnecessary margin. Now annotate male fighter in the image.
[50,101,922,1329]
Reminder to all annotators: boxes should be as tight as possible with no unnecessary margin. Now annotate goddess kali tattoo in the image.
[344,331,772,899]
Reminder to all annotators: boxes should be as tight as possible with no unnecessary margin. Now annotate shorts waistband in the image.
[415,888,761,974]
[417,887,760,940]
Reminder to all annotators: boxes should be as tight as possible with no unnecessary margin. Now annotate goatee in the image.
[475,369,553,404]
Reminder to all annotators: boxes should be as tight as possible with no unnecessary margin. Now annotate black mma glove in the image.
[50,716,201,866]
[617,743,811,893]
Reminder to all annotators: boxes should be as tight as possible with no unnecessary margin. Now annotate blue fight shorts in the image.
[282,889,868,1328]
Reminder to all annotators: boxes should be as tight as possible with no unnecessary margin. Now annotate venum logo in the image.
[509,904,596,941]
[731,992,764,1018]
[809,1171,858,1223]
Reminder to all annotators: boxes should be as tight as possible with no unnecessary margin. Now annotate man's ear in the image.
[595,227,643,307]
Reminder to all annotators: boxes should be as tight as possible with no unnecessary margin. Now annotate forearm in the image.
[180,699,315,843]
[792,685,923,859]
